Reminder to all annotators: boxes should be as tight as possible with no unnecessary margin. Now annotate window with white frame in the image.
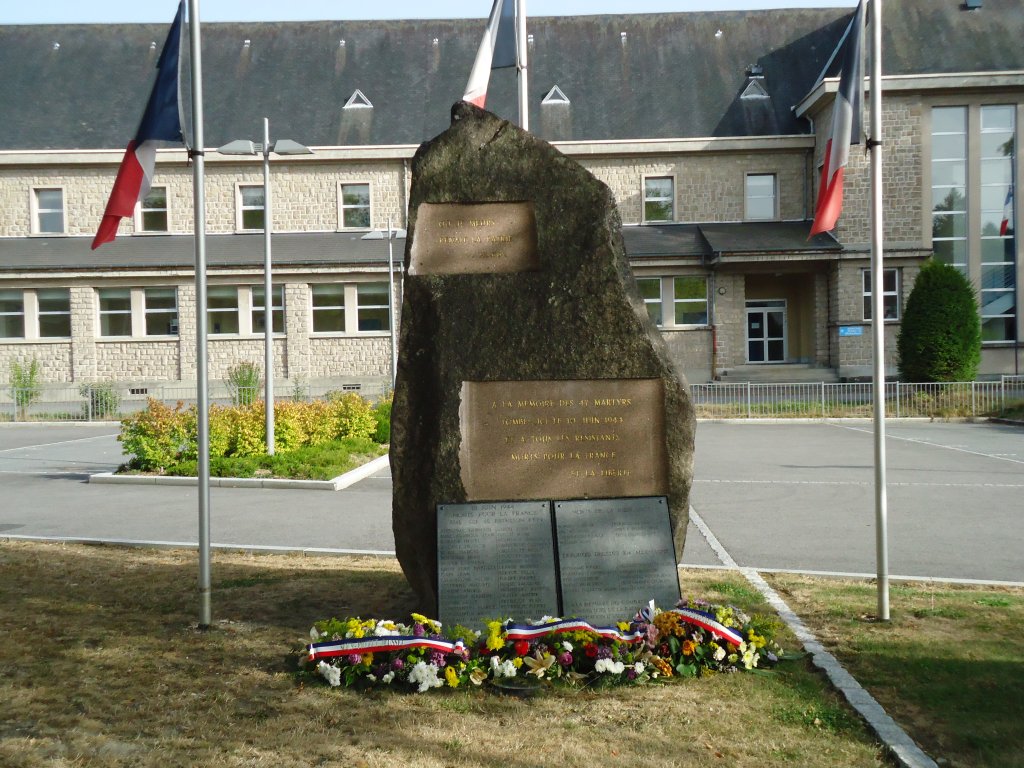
[37,288,72,337]
[635,277,663,326]
[33,188,65,234]
[931,106,968,273]
[237,185,265,231]
[862,268,900,321]
[97,287,179,337]
[673,276,709,325]
[357,282,390,331]
[0,290,25,338]
[98,289,133,337]
[311,284,346,332]
[979,104,1016,343]
[251,285,285,334]
[208,286,240,334]
[340,183,371,229]
[144,288,178,335]
[745,173,777,220]
[138,186,169,232]
[643,176,674,222]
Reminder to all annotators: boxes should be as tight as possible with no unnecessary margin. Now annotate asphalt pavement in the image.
[2,419,1022,584]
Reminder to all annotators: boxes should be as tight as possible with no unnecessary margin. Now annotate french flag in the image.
[1000,184,1014,236]
[462,0,518,109]
[92,1,185,250]
[810,0,865,238]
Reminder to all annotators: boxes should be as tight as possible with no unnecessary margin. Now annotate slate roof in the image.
[0,232,403,273]
[8,0,1019,151]
[622,221,840,264]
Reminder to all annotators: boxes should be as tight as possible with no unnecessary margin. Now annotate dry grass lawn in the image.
[0,541,892,767]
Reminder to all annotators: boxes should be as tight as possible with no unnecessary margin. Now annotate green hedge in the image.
[120,394,385,473]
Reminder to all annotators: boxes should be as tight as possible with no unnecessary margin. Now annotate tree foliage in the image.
[897,260,981,382]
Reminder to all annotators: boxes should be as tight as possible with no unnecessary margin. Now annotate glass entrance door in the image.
[746,300,787,363]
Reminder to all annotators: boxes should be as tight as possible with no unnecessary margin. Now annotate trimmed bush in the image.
[372,397,392,444]
[897,260,981,382]
[119,399,191,471]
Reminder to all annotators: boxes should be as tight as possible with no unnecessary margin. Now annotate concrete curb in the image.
[688,506,939,768]
[89,453,390,491]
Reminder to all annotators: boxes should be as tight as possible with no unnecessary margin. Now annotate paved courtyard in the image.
[1,419,1021,584]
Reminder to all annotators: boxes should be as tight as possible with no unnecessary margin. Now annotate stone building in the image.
[1,0,1021,393]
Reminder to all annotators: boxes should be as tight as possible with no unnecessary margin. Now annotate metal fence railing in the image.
[0,377,391,423]
[692,378,1024,420]
[2,376,1022,423]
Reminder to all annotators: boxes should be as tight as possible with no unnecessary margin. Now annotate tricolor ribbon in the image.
[308,636,467,662]
[503,618,646,644]
[672,608,745,647]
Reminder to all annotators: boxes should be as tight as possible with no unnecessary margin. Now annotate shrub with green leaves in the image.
[226,361,261,406]
[326,391,377,441]
[79,382,121,420]
[372,397,392,444]
[8,358,42,417]
[119,399,191,471]
[897,259,981,382]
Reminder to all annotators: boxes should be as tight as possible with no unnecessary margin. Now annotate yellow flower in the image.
[485,621,506,651]
[523,652,555,679]
[361,652,374,666]
[681,640,697,656]
[513,657,523,668]
[616,621,630,632]
[445,666,460,688]
[469,667,488,686]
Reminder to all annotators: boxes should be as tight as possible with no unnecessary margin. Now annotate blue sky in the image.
[2,1,856,24]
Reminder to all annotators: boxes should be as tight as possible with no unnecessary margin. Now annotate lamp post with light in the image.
[218,118,312,455]
[361,222,406,390]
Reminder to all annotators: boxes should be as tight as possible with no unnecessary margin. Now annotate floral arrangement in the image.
[299,599,783,693]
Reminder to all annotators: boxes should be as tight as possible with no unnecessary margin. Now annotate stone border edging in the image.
[688,506,940,768]
[88,453,390,491]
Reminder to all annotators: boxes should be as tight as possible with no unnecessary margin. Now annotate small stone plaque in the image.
[437,501,558,629]
[409,202,539,275]
[459,379,668,502]
[554,497,680,625]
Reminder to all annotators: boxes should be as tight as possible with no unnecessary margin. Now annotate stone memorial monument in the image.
[391,102,695,611]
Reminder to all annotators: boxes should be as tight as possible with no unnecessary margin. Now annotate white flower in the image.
[561,641,573,652]
[309,626,321,641]
[595,659,625,675]
[633,662,645,675]
[408,662,444,693]
[317,661,341,687]
[489,656,517,678]
[373,623,400,636]
[713,646,727,662]
[742,650,759,670]
[381,671,396,684]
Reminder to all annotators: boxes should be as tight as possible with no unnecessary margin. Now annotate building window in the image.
[144,288,178,335]
[312,284,346,332]
[980,104,1016,342]
[251,285,285,334]
[643,176,674,222]
[37,288,71,337]
[208,286,240,335]
[673,276,708,325]
[931,107,968,273]
[745,173,776,220]
[138,186,169,232]
[0,290,25,338]
[357,282,390,331]
[636,277,663,325]
[238,185,265,231]
[862,268,900,321]
[33,188,65,234]
[98,289,133,337]
[340,183,371,229]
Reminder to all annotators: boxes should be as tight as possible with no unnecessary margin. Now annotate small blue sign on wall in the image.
[839,325,864,337]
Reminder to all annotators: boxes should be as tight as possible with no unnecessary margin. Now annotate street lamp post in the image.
[218,119,312,455]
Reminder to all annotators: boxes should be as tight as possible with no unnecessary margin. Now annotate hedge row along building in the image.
[1,0,1021,393]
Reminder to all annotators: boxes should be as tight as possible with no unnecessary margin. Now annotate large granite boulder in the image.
[390,102,695,611]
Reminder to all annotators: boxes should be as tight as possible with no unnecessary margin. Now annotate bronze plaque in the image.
[409,202,539,275]
[555,497,681,625]
[437,501,558,629]
[459,379,668,501]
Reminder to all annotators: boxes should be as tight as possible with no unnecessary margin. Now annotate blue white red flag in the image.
[307,636,467,663]
[92,1,185,250]
[1000,184,1014,236]
[810,0,865,237]
[462,0,518,109]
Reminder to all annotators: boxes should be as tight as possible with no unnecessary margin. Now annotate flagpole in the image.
[868,0,890,621]
[517,0,528,130]
[187,0,212,629]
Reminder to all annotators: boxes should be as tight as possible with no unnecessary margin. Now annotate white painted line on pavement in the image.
[678,562,1024,589]
[0,432,119,454]
[696,478,1024,488]
[688,505,939,768]
[833,423,1024,465]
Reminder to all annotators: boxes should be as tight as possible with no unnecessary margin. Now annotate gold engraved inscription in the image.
[459,379,668,501]
[409,202,539,275]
